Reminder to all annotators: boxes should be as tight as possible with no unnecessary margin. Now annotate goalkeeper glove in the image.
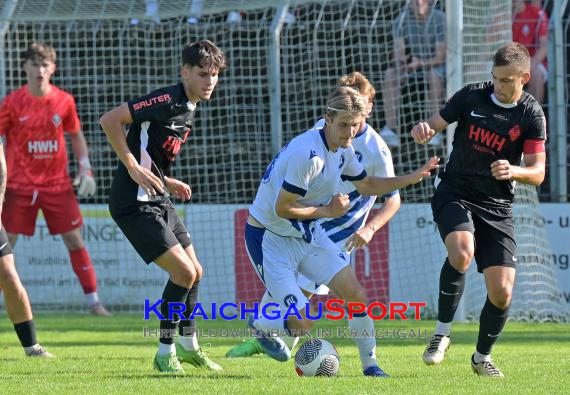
[73,157,97,197]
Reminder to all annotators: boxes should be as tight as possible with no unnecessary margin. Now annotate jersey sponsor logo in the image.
[162,130,190,161]
[28,139,59,154]
[468,125,506,152]
[508,124,521,142]
[132,93,171,111]
[18,115,30,122]
[470,111,486,118]
[339,154,345,168]
[52,114,62,127]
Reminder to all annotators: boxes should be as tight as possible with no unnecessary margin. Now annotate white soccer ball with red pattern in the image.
[294,339,340,377]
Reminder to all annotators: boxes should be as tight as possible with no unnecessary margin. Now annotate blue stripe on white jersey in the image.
[320,193,375,244]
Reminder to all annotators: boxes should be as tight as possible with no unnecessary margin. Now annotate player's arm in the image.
[411,112,449,144]
[100,103,164,195]
[164,176,191,201]
[532,35,548,70]
[68,130,96,197]
[275,190,350,220]
[0,142,6,223]
[344,193,401,251]
[490,151,546,186]
[352,157,439,196]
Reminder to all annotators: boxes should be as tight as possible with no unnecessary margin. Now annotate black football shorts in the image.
[110,200,192,264]
[431,184,516,273]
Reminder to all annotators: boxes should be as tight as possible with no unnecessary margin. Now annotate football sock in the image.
[476,296,509,356]
[159,280,190,346]
[179,281,200,350]
[259,290,299,351]
[434,321,452,337]
[473,351,492,364]
[69,247,97,294]
[158,342,175,356]
[438,258,466,324]
[14,320,37,348]
[86,292,99,307]
[349,312,377,369]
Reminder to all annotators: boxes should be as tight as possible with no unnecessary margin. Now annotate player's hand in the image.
[73,159,97,197]
[127,164,164,196]
[411,122,437,144]
[326,193,350,218]
[166,178,192,201]
[490,160,514,180]
[344,226,375,252]
[406,56,423,72]
[409,156,440,183]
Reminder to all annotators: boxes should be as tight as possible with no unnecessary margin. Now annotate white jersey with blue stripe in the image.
[313,119,398,248]
[249,124,367,240]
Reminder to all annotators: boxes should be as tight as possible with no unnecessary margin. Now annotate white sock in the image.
[157,342,175,356]
[349,315,377,369]
[24,343,40,355]
[259,291,298,348]
[86,292,99,307]
[178,334,199,351]
[435,321,451,337]
[473,351,491,364]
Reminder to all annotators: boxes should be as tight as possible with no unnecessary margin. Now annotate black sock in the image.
[159,280,190,345]
[476,296,509,355]
[14,320,37,348]
[438,258,466,323]
[179,281,199,337]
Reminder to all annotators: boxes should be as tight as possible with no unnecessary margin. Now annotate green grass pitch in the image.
[0,315,568,394]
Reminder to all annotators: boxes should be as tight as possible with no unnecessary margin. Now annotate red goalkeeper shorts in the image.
[1,186,83,236]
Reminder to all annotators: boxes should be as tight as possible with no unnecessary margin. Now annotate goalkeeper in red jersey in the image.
[0,42,110,316]
[0,139,53,357]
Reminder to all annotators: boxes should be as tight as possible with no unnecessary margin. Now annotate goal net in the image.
[0,0,567,322]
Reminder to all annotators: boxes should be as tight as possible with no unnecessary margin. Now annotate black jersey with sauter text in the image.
[109,83,195,208]
[437,82,546,206]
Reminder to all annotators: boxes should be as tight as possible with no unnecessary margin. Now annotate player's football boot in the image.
[90,303,112,317]
[247,315,290,362]
[26,345,55,358]
[471,355,504,377]
[153,352,184,373]
[225,338,264,358]
[422,334,450,365]
[176,344,223,371]
[363,365,390,377]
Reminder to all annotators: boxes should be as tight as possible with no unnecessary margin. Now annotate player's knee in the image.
[172,265,196,288]
[0,270,23,294]
[449,249,473,272]
[489,286,512,309]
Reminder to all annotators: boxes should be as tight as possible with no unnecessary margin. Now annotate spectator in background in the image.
[380,0,446,148]
[513,0,549,105]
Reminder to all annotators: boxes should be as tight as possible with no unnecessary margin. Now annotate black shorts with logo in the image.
[109,199,192,264]
[431,183,516,273]
[0,227,13,257]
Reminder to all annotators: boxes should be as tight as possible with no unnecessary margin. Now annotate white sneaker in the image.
[428,132,443,146]
[379,126,401,147]
[471,355,504,377]
[26,345,55,358]
[422,334,450,365]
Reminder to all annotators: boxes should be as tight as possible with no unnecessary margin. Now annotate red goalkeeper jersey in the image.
[0,84,80,192]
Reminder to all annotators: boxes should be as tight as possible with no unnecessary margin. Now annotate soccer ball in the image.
[294,339,340,377]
